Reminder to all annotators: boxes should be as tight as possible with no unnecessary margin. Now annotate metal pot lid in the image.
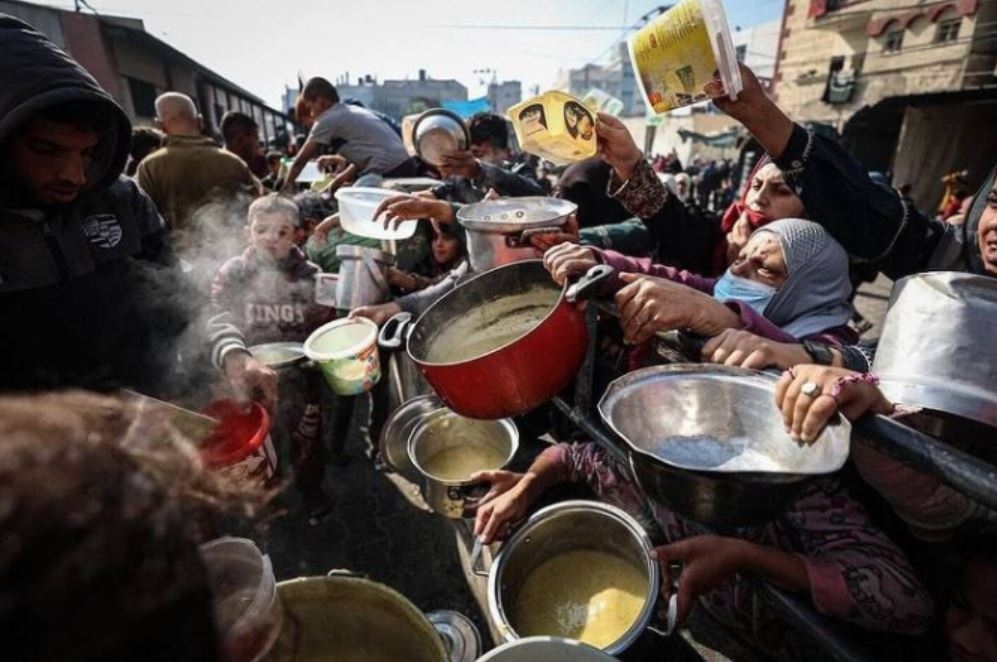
[380,395,446,479]
[426,610,480,662]
[598,365,851,475]
[457,197,577,234]
[248,342,307,369]
[412,108,469,167]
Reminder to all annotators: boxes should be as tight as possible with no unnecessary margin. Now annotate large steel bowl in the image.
[873,272,997,431]
[412,108,469,166]
[598,365,851,526]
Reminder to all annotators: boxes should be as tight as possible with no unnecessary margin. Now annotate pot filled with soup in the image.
[378,260,587,419]
[408,408,519,518]
[486,501,659,656]
[263,571,448,662]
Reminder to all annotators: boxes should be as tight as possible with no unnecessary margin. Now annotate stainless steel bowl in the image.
[379,395,445,480]
[412,109,469,166]
[598,365,851,526]
[248,342,307,370]
[873,272,997,431]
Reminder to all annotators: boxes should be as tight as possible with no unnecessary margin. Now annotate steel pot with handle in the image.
[457,197,577,273]
[335,245,394,310]
[378,260,587,419]
[481,501,663,656]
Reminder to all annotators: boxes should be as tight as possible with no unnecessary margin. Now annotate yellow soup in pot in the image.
[512,550,647,649]
[420,445,508,481]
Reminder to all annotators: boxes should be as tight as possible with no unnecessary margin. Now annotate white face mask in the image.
[712,271,776,316]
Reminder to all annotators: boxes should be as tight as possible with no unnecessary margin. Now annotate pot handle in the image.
[646,592,678,637]
[506,225,563,248]
[469,536,489,577]
[566,264,617,303]
[378,312,413,350]
[654,329,709,360]
[362,250,390,293]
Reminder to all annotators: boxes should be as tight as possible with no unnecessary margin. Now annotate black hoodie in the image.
[0,15,193,396]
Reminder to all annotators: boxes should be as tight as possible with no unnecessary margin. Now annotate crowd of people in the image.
[1,12,996,662]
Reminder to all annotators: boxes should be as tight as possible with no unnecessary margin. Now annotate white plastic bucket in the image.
[628,0,742,115]
[334,187,418,240]
[199,537,282,662]
[304,317,382,395]
[314,272,338,307]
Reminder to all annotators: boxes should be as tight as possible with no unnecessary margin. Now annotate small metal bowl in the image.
[412,108,469,166]
[248,342,307,370]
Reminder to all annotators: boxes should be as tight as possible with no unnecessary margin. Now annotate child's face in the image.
[431,232,461,266]
[249,212,297,261]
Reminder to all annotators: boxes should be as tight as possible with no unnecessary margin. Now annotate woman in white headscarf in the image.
[545,218,857,346]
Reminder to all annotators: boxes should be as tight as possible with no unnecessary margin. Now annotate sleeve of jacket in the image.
[578,218,653,256]
[477,161,545,197]
[591,248,718,294]
[396,261,469,316]
[773,124,946,279]
[207,259,250,369]
[127,178,175,266]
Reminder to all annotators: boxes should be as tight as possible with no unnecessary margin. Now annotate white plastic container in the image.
[304,317,382,395]
[628,0,742,115]
[335,187,417,240]
[199,537,282,662]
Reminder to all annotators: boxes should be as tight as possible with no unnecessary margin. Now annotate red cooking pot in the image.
[379,260,587,419]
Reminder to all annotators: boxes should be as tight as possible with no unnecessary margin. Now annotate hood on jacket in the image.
[0,14,131,201]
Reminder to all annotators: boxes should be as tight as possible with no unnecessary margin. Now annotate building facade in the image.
[1,0,289,145]
[335,71,468,119]
[773,0,997,208]
[487,80,522,116]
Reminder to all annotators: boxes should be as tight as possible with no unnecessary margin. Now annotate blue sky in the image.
[45,0,784,109]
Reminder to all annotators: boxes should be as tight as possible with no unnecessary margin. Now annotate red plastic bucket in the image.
[200,400,277,481]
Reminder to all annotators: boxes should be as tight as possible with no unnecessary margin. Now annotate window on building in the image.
[935,18,961,43]
[127,77,158,119]
[884,30,904,53]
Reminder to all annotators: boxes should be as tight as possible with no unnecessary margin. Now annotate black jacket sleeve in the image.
[773,124,948,280]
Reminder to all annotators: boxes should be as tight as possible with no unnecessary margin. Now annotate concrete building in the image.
[554,43,647,117]
[732,19,782,83]
[1,0,289,145]
[773,0,997,209]
[487,80,522,116]
[335,71,468,119]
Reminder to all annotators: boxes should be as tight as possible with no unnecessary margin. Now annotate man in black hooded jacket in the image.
[0,15,276,406]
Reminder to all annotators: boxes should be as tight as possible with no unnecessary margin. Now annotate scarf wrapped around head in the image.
[753,218,854,339]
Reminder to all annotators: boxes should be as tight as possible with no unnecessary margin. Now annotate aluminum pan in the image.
[457,197,577,234]
[598,365,851,475]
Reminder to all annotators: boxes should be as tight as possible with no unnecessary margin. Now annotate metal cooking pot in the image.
[873,272,997,430]
[264,571,448,661]
[379,260,587,419]
[482,501,660,656]
[457,197,577,273]
[408,408,519,518]
[598,365,851,527]
[412,108,469,166]
[335,245,394,310]
[476,637,616,661]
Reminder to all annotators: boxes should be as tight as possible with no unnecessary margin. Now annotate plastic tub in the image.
[199,400,277,482]
[628,0,742,115]
[334,187,417,240]
[304,317,382,395]
[199,537,282,662]
[507,91,597,166]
